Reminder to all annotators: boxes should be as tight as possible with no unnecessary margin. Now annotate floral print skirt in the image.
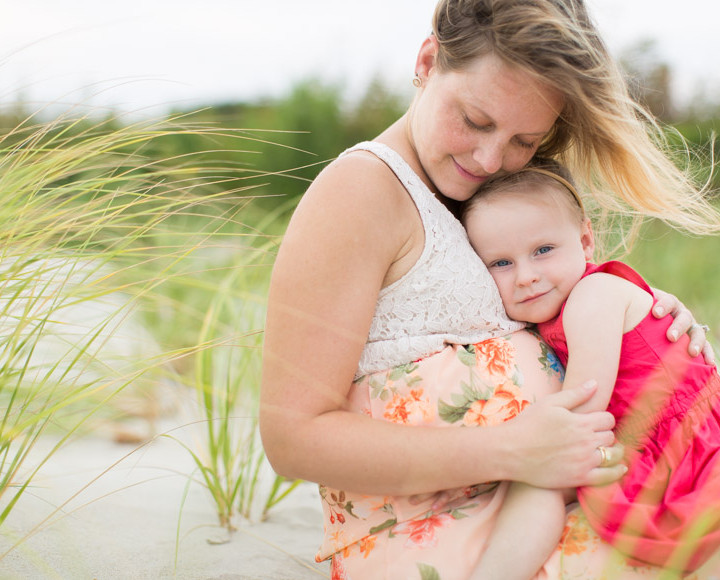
[316,331,720,579]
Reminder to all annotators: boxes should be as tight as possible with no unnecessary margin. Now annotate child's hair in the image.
[462,157,585,226]
[432,0,719,241]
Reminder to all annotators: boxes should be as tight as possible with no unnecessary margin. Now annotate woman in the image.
[260,1,717,577]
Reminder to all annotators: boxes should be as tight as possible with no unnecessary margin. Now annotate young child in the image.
[462,159,720,578]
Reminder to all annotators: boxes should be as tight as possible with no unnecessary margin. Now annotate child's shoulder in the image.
[568,271,638,307]
[566,271,653,332]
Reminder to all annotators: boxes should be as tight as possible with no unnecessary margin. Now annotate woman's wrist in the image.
[469,420,520,483]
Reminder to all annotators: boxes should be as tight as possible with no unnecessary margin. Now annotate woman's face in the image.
[409,46,564,202]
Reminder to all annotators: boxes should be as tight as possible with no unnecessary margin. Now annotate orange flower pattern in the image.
[474,337,518,386]
[383,387,435,425]
[560,512,597,557]
[394,512,455,548]
[462,380,530,427]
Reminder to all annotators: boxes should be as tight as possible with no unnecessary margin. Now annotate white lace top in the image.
[345,142,525,376]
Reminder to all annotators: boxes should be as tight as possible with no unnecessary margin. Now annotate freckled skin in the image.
[406,51,565,203]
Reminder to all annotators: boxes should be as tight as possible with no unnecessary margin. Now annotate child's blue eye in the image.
[492,259,512,267]
[536,246,553,255]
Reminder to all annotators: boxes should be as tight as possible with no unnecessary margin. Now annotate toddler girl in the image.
[462,159,720,578]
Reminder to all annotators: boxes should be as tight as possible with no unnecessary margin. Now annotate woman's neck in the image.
[376,115,438,196]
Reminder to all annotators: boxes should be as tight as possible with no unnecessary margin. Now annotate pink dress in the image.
[537,261,720,573]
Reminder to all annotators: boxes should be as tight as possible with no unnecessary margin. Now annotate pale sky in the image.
[0,0,718,117]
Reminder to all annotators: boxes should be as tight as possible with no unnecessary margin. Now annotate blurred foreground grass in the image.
[0,109,307,556]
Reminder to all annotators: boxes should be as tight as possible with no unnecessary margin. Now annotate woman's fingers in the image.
[573,444,627,488]
[683,320,707,355]
[651,287,684,323]
[585,462,628,487]
[652,289,713,361]
[546,380,598,410]
[509,393,622,488]
[685,323,716,365]
[582,443,626,487]
[702,341,717,367]
[595,442,623,467]
[661,305,692,342]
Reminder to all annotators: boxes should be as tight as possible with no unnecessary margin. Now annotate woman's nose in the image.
[472,140,504,175]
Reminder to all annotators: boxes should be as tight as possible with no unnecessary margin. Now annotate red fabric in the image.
[537,261,720,572]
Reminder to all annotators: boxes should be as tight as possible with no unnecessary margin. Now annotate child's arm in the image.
[561,272,649,414]
[472,483,566,580]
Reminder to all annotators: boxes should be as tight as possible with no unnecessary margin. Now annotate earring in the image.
[412,75,422,88]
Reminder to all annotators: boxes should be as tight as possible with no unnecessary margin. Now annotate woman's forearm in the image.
[260,381,620,495]
[261,405,511,496]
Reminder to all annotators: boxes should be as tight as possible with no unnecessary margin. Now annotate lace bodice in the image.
[345,142,525,376]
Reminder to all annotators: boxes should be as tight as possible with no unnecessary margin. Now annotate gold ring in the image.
[597,446,611,468]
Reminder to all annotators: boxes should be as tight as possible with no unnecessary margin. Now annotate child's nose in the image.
[515,264,540,287]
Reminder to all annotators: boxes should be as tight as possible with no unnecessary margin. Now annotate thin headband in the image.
[516,167,585,213]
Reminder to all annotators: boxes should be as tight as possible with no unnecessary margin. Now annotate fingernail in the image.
[692,346,701,357]
[670,330,679,341]
[655,306,665,316]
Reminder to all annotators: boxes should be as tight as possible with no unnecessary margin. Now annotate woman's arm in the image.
[260,155,624,496]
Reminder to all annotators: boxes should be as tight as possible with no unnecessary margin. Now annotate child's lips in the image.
[519,291,549,303]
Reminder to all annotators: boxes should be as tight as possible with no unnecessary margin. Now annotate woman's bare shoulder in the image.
[282,148,422,287]
[303,149,412,214]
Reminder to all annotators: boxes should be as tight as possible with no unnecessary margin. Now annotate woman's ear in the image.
[415,35,439,82]
[581,217,595,261]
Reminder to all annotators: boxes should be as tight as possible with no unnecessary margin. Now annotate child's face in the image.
[465,183,594,323]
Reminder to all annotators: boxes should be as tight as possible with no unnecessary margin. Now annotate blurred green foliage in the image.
[160,77,408,214]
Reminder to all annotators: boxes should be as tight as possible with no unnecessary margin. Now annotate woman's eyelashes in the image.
[461,114,536,150]
[462,114,492,132]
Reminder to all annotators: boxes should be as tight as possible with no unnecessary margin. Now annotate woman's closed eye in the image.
[514,137,537,150]
[463,114,492,132]
[462,115,536,150]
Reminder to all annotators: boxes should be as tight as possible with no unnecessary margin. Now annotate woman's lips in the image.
[453,159,488,184]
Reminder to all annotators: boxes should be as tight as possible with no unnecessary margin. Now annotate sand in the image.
[0,423,330,579]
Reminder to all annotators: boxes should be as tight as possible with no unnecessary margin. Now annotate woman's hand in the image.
[502,381,626,489]
[653,288,715,365]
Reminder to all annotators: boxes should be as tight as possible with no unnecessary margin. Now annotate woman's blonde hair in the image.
[433,0,719,244]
